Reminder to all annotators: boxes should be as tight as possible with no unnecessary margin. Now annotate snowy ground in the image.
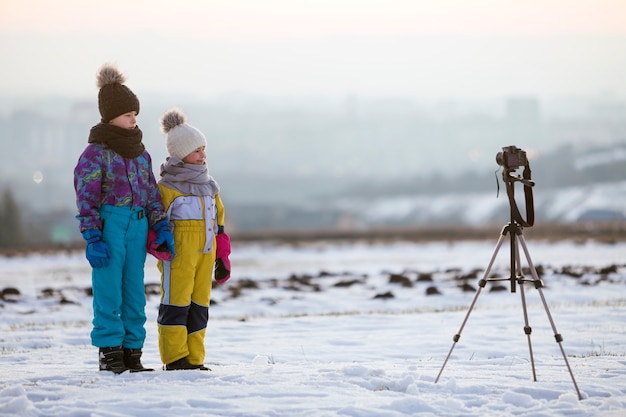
[1,238,625,416]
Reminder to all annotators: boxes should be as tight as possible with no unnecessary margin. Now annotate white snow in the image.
[1,238,626,416]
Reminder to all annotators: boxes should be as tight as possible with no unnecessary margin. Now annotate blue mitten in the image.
[152,220,175,257]
[82,229,110,269]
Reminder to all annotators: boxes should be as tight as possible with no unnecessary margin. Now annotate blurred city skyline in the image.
[1,0,626,101]
[1,91,625,243]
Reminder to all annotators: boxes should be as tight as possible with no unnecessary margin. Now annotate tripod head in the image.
[496,145,535,228]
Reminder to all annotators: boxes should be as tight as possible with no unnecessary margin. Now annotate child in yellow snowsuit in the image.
[156,108,231,371]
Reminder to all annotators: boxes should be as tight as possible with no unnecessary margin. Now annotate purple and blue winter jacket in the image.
[74,143,167,232]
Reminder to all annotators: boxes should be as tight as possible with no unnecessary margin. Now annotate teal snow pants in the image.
[90,205,149,349]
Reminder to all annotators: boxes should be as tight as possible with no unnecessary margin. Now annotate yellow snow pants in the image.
[157,223,215,366]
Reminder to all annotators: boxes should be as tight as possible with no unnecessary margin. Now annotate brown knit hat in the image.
[96,63,140,123]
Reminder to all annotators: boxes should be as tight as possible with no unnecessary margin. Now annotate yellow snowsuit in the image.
[156,184,225,366]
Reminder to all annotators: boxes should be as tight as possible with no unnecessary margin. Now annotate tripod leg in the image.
[514,239,537,381]
[435,233,507,384]
[517,235,583,400]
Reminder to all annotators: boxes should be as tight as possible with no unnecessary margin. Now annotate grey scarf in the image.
[159,157,220,196]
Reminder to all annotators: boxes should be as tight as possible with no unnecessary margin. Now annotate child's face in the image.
[109,111,137,130]
[183,146,206,165]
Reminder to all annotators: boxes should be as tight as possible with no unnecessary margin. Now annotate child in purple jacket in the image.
[74,63,175,374]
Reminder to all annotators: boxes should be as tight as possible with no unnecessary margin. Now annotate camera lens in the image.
[496,152,504,166]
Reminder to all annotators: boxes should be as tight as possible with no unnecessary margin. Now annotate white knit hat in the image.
[161,108,207,160]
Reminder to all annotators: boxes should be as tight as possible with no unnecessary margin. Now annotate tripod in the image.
[434,151,582,400]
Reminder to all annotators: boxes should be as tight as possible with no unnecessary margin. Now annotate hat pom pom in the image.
[161,108,187,134]
[96,63,127,88]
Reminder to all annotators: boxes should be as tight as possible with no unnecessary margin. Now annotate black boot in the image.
[99,346,128,374]
[165,357,210,371]
[123,348,154,373]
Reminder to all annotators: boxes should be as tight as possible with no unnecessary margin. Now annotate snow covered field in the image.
[1,238,625,416]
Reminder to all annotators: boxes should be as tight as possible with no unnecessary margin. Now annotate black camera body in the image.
[496,145,528,170]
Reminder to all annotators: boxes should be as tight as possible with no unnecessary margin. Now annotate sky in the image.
[1,0,626,101]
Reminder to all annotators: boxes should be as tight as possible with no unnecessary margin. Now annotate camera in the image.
[496,145,528,169]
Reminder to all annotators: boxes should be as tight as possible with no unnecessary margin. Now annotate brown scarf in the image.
[88,123,145,159]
